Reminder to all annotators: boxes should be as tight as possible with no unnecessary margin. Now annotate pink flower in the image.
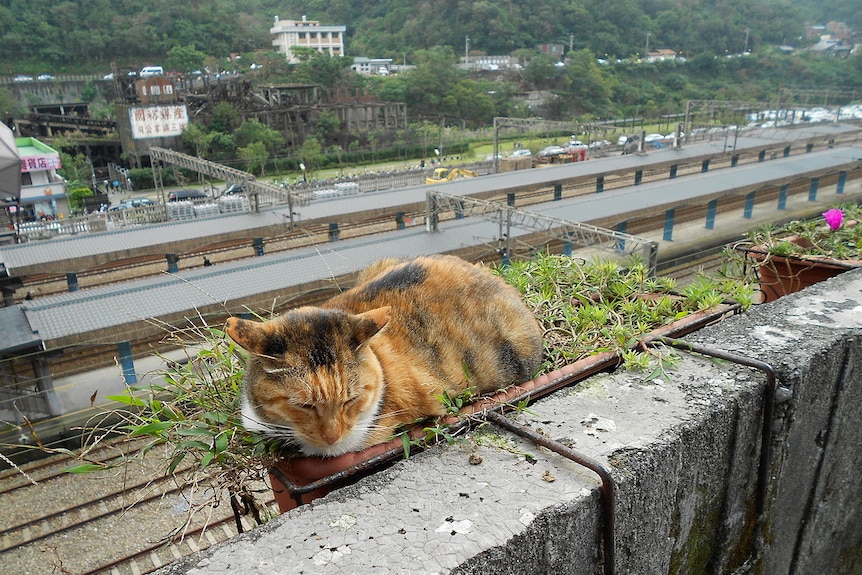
[823,209,844,231]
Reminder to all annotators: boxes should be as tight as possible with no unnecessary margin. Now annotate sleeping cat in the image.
[225,254,543,457]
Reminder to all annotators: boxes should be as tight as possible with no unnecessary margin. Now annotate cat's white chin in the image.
[299,431,369,457]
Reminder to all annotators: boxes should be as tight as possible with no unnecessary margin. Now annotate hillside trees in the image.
[561,50,616,117]
[234,119,284,157]
[165,45,207,75]
[2,0,848,73]
[402,47,462,120]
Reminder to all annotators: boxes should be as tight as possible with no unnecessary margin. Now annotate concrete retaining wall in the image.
[155,268,862,575]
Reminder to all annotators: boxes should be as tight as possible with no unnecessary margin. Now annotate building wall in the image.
[16,137,68,220]
[270,15,346,63]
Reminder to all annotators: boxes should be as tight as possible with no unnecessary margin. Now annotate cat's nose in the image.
[321,425,342,445]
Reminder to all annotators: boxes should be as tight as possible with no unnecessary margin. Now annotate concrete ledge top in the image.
[688,267,862,359]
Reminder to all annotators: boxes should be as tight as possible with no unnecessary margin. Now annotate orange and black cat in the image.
[225,254,543,457]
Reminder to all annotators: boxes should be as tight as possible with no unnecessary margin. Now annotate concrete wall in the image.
[155,268,862,575]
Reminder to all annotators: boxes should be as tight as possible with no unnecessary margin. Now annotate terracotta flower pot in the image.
[267,303,737,513]
[742,237,862,303]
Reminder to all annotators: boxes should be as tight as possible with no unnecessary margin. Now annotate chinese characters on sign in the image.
[129,104,189,140]
[20,154,62,173]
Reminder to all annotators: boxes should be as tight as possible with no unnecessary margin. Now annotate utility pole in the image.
[744,28,750,54]
[645,31,651,60]
[465,36,470,64]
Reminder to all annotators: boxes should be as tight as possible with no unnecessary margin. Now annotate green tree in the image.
[165,44,207,74]
[250,51,291,83]
[80,81,98,103]
[57,152,92,188]
[233,118,284,156]
[562,49,616,116]
[313,110,341,146]
[376,76,409,103]
[298,136,324,176]
[208,132,237,161]
[402,46,462,118]
[441,79,496,128]
[67,187,95,214]
[209,102,240,134]
[291,52,354,92]
[182,123,216,158]
[522,51,562,89]
[238,141,268,176]
[0,87,23,118]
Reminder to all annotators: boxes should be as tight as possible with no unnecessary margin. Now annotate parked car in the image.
[589,140,612,149]
[36,74,55,81]
[12,75,33,83]
[140,66,164,77]
[120,197,154,207]
[222,183,246,195]
[536,145,566,160]
[107,203,132,211]
[168,189,208,202]
[511,149,532,157]
[644,133,666,143]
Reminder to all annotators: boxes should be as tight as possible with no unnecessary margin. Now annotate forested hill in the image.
[0,0,858,73]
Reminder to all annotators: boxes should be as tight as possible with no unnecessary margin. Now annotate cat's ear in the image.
[225,317,266,354]
[353,306,390,345]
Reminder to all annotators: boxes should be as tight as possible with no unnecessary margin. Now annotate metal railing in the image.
[426,191,660,274]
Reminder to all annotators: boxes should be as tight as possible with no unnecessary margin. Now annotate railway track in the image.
[0,438,276,575]
[0,437,153,495]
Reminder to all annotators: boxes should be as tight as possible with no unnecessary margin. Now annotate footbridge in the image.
[149,147,303,227]
[426,191,659,273]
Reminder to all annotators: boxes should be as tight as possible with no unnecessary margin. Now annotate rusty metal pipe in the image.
[486,410,616,575]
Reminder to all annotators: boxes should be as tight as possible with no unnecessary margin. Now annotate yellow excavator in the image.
[425,167,478,185]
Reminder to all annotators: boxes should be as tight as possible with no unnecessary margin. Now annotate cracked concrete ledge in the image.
[156,269,862,575]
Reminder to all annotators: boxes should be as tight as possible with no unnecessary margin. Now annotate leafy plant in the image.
[437,386,478,416]
[66,322,282,539]
[745,204,862,260]
[725,204,862,296]
[495,252,752,373]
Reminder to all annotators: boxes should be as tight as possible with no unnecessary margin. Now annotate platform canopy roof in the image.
[0,122,19,200]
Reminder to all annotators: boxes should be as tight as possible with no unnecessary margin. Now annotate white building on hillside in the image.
[351,57,393,75]
[270,15,346,63]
